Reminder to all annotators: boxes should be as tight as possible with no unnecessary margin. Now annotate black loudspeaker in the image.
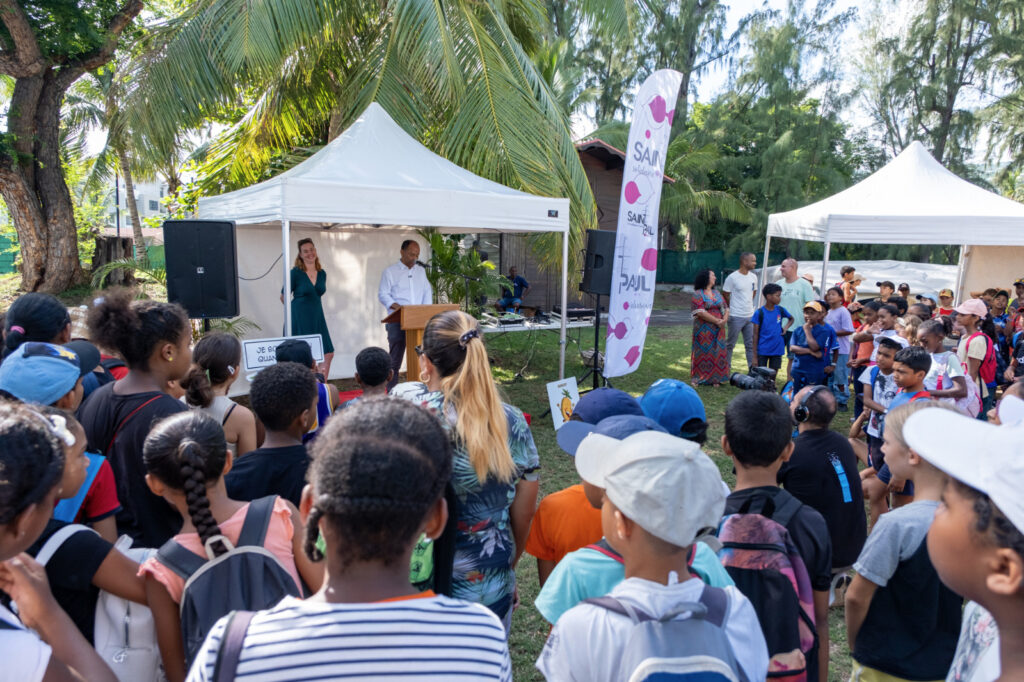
[163,220,239,319]
[580,229,615,296]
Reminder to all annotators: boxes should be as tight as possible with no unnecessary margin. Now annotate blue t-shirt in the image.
[753,305,793,356]
[881,389,931,437]
[533,541,733,625]
[502,276,529,299]
[790,323,837,379]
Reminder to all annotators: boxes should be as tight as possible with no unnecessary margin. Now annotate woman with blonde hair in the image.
[393,310,539,629]
[282,238,334,377]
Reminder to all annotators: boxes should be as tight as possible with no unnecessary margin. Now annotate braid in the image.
[973,492,1024,560]
[179,440,227,556]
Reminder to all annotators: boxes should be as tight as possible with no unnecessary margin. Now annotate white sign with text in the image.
[242,334,324,372]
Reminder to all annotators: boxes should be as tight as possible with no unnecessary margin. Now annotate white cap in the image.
[997,395,1024,426]
[904,408,1024,534]
[575,430,726,548]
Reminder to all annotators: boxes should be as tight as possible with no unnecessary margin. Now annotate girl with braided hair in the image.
[138,411,321,682]
[392,309,539,630]
[187,397,512,681]
[0,400,118,682]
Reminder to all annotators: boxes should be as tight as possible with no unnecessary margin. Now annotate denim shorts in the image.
[876,463,915,496]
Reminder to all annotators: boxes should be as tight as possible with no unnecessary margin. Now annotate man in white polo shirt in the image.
[378,239,432,389]
[722,252,759,372]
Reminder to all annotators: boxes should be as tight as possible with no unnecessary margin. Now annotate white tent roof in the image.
[767,141,1024,245]
[198,102,569,234]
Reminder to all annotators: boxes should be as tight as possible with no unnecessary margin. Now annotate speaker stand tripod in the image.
[577,294,612,390]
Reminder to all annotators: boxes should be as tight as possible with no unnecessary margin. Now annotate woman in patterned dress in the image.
[691,267,730,386]
[392,310,539,631]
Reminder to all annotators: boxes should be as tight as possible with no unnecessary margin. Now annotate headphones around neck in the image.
[794,385,827,424]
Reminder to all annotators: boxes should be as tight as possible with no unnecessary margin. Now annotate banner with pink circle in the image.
[605,69,682,377]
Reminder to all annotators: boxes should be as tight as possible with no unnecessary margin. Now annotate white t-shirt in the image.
[825,305,855,355]
[0,604,51,682]
[187,595,511,681]
[924,351,965,396]
[861,367,899,438]
[947,601,1000,682]
[723,271,759,318]
[536,576,768,682]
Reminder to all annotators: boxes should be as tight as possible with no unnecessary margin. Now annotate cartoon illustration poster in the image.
[605,69,682,377]
[546,377,581,431]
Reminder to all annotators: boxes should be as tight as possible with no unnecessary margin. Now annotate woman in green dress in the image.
[288,238,334,377]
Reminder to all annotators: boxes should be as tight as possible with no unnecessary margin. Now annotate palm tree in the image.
[585,121,751,248]
[119,0,661,279]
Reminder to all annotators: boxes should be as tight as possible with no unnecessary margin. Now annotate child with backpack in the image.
[720,391,832,682]
[0,340,122,542]
[77,289,192,547]
[534,414,734,625]
[537,429,767,682]
[186,397,512,682]
[859,337,903,527]
[224,361,317,507]
[0,400,119,682]
[869,346,933,508]
[844,401,963,682]
[139,411,322,682]
[904,406,1024,682]
[955,299,999,420]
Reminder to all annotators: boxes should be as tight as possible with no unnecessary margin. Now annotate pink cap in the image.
[954,298,988,318]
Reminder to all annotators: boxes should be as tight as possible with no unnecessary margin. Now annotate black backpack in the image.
[155,496,301,665]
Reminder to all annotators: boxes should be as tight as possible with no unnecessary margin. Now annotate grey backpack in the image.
[155,495,301,665]
[583,585,747,682]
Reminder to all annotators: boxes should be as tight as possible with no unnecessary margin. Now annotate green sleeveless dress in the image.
[289,267,334,353]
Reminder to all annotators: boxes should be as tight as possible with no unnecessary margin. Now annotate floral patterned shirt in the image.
[392,382,540,617]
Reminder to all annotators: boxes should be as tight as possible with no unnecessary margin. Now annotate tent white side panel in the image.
[959,245,1024,302]
[228,227,424,396]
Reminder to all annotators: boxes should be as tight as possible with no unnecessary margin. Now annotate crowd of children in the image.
[0,271,1022,682]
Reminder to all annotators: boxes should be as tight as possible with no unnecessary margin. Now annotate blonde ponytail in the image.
[423,311,515,483]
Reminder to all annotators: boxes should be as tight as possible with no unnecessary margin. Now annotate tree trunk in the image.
[118,150,147,263]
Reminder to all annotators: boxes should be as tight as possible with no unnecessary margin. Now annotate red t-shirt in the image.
[99,354,129,381]
[524,484,603,565]
[73,458,121,524]
[937,307,955,317]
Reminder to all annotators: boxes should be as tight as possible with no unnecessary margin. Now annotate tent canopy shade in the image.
[767,141,1024,246]
[199,103,569,234]
[198,102,573,384]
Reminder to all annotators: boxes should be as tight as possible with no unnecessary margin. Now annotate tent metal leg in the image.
[954,244,967,303]
[559,228,569,379]
[282,220,291,336]
[820,241,831,298]
[758,235,772,307]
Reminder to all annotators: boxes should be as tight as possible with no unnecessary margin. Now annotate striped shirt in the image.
[185,595,511,681]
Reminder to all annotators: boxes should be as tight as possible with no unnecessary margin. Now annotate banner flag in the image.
[605,69,682,377]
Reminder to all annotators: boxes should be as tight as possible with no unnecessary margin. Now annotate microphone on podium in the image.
[416,260,430,268]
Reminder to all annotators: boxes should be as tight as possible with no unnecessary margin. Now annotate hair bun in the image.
[458,329,480,349]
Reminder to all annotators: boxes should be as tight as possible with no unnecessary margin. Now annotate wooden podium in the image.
[382,304,459,381]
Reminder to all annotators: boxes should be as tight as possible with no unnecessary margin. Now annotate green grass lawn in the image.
[485,324,855,681]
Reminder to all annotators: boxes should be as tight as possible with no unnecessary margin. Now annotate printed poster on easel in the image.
[547,377,581,431]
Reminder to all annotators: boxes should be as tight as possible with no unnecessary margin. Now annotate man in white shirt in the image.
[722,252,759,372]
[378,240,432,389]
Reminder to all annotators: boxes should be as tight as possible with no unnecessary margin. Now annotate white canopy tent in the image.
[761,141,1024,300]
[199,102,572,383]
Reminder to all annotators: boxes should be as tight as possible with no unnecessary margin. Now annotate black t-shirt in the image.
[225,444,309,507]
[778,428,867,568]
[1013,333,1024,378]
[77,383,188,547]
[724,486,832,682]
[24,520,112,642]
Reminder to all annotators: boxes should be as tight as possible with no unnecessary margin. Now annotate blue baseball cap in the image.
[640,379,707,439]
[0,341,99,405]
[557,413,668,456]
[569,387,644,424]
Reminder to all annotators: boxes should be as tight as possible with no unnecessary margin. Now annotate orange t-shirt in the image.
[853,323,874,363]
[524,484,603,565]
[139,497,301,603]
